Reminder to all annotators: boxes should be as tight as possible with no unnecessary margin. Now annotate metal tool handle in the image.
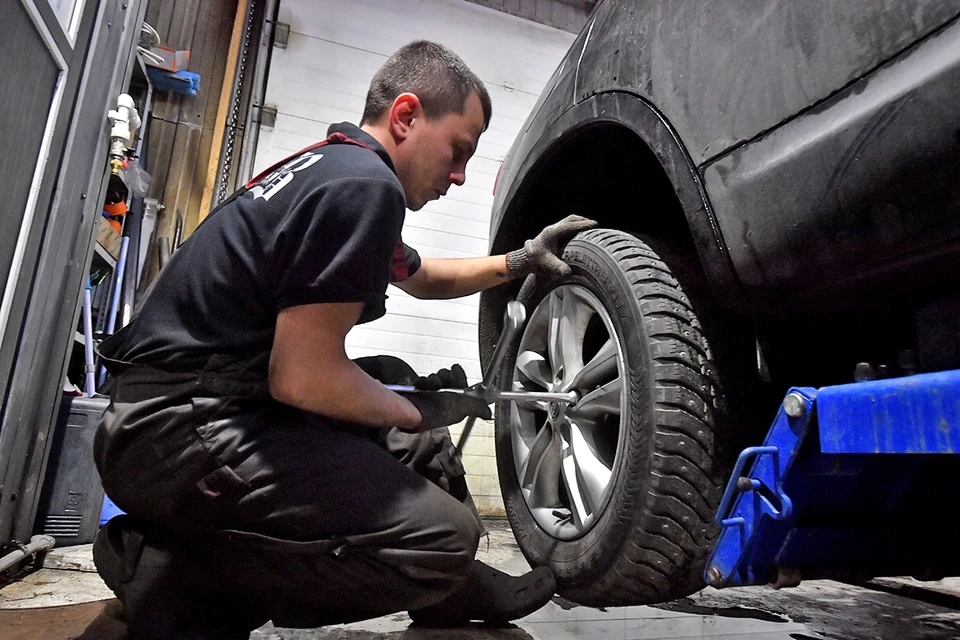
[454,301,527,455]
[381,301,530,455]
[384,386,577,405]
[454,415,478,457]
[385,301,526,401]
[479,300,527,400]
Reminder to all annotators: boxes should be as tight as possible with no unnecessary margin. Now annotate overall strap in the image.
[244,132,375,189]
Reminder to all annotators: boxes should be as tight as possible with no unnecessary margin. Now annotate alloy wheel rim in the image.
[507,284,627,540]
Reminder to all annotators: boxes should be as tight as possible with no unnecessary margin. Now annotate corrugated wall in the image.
[140,0,238,278]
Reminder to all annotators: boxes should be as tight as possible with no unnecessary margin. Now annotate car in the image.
[478,0,960,607]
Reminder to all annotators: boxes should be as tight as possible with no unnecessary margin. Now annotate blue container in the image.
[99,494,125,525]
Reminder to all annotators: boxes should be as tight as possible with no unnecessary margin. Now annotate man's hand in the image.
[506,215,597,278]
[414,363,469,391]
[398,364,492,431]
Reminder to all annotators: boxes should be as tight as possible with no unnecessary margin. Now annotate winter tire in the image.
[496,228,726,606]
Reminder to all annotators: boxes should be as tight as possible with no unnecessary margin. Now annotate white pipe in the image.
[0,535,57,573]
[107,93,141,147]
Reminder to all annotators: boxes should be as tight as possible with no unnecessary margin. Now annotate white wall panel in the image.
[256,0,574,514]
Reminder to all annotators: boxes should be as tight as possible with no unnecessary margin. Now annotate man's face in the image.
[397,92,485,211]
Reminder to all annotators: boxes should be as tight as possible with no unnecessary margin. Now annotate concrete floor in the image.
[3,519,960,639]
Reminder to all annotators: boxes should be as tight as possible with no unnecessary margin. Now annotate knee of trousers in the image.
[407,497,484,581]
[449,509,484,571]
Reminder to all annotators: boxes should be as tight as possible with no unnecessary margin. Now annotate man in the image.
[92,40,594,638]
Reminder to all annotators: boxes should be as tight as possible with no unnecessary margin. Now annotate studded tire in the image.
[495,229,726,606]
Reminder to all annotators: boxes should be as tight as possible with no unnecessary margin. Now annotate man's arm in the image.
[393,255,513,299]
[268,301,422,430]
[394,215,597,300]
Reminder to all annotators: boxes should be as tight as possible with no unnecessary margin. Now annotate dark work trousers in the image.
[92,356,484,638]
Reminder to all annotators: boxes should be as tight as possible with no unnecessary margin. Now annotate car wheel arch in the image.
[481,91,744,369]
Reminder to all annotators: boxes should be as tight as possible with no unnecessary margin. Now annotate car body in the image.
[480,0,960,606]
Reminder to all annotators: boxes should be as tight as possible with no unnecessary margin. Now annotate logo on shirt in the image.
[249,152,323,201]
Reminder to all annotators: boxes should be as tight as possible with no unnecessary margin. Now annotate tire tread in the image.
[560,229,725,606]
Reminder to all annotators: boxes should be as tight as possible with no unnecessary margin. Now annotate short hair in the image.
[360,41,492,131]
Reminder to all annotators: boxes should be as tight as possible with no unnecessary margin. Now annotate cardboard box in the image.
[97,217,121,259]
[147,46,190,72]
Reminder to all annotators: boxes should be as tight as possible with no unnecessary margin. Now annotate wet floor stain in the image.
[653,596,791,623]
[254,617,535,639]
[518,598,815,640]
[252,594,829,640]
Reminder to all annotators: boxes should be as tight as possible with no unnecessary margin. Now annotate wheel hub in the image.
[548,401,563,421]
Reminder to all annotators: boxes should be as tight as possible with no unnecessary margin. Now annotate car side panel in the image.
[703,19,960,308]
[579,0,960,165]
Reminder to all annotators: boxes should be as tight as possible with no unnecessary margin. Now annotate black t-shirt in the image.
[101,123,420,375]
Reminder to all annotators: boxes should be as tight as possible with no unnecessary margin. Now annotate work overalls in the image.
[93,349,484,638]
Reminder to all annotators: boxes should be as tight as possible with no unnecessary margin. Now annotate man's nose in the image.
[449,169,466,186]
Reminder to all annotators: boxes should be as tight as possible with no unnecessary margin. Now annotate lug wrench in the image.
[386,300,576,454]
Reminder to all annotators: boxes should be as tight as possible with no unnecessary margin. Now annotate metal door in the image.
[0,0,146,545]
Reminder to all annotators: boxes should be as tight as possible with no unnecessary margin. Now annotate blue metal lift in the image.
[706,369,960,589]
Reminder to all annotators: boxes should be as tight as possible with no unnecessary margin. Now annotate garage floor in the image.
[2,519,960,640]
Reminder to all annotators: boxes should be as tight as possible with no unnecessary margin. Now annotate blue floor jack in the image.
[705,369,960,590]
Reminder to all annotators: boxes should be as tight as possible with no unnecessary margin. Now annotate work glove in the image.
[414,363,469,391]
[398,364,492,431]
[506,215,597,278]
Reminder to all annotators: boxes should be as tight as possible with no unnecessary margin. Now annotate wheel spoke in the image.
[514,398,550,412]
[516,350,552,389]
[518,419,560,507]
[571,376,623,420]
[567,337,618,392]
[547,289,591,383]
[546,291,566,380]
[568,420,613,513]
[560,438,589,529]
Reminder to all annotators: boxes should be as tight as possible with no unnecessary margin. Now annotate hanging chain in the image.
[215,0,258,204]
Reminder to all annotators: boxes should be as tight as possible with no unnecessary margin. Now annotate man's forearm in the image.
[269,302,423,430]
[399,255,516,299]
[271,356,423,430]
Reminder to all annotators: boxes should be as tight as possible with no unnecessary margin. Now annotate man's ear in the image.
[389,93,421,142]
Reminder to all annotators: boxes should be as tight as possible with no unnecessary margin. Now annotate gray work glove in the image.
[399,364,492,431]
[506,215,597,278]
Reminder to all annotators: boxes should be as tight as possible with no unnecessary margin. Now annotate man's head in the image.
[360,41,492,211]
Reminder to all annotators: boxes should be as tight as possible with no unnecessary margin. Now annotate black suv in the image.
[479,0,960,607]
